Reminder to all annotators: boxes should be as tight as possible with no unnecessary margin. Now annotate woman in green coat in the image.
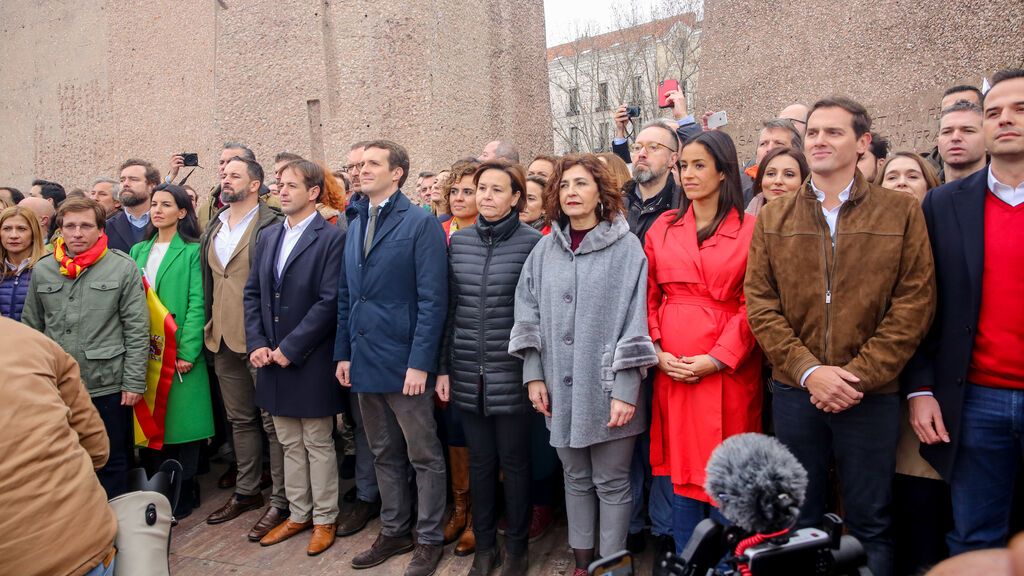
[129,183,214,518]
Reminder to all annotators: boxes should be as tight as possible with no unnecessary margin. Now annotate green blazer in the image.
[130,234,214,444]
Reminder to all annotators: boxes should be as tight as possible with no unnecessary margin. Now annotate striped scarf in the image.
[53,233,109,278]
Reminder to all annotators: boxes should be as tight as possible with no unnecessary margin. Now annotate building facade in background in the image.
[547,12,701,156]
[0,1,552,195]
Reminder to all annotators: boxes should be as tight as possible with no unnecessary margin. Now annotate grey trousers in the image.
[273,416,339,524]
[556,435,637,556]
[350,393,381,502]
[359,391,447,545]
[214,348,287,509]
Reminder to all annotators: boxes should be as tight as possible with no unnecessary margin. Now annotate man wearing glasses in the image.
[22,196,149,499]
[624,122,682,244]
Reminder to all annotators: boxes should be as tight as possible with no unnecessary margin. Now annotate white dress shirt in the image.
[214,205,259,267]
[276,211,318,277]
[989,166,1024,207]
[145,241,170,284]
[809,177,854,238]
[799,177,855,387]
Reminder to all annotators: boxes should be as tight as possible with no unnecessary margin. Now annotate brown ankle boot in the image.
[443,446,470,544]
[454,513,476,556]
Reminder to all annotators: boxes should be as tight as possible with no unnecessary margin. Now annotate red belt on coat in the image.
[664,294,741,313]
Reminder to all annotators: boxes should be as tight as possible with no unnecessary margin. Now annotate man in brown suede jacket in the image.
[745,96,935,576]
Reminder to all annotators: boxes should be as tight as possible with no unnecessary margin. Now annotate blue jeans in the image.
[628,429,673,537]
[672,494,727,554]
[83,555,115,576]
[948,384,1024,554]
[772,384,899,576]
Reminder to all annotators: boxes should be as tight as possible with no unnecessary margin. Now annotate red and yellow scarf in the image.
[53,233,109,278]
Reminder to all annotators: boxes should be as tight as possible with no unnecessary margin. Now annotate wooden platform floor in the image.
[169,462,658,575]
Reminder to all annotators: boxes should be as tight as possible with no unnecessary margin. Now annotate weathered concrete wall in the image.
[0,0,553,193]
[698,0,1024,158]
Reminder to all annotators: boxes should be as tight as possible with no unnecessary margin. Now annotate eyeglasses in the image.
[630,142,677,155]
[342,162,365,173]
[62,223,98,232]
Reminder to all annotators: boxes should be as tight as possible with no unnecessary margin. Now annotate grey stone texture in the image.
[698,0,1024,158]
[0,1,553,193]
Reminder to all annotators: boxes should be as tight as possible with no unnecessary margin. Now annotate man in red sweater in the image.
[906,68,1024,554]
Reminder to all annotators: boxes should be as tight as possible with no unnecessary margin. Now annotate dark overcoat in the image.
[904,167,989,480]
[244,212,345,417]
[333,191,448,394]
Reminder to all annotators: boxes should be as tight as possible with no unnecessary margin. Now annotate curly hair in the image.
[543,154,625,226]
[443,158,481,204]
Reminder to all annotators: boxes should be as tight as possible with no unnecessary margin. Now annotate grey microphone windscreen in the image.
[704,433,809,534]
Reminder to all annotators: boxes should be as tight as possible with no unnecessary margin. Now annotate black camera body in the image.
[625,105,641,118]
[661,514,870,576]
[181,153,199,167]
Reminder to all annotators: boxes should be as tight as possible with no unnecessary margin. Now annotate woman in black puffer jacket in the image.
[437,160,542,576]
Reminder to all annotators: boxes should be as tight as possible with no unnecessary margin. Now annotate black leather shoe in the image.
[351,532,415,569]
[468,547,502,576]
[337,498,381,537]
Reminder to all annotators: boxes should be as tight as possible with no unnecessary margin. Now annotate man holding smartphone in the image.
[746,97,935,576]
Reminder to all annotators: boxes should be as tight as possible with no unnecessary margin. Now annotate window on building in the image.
[568,88,580,116]
[597,82,609,111]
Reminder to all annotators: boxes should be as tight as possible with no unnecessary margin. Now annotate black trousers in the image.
[460,408,532,556]
[93,393,131,499]
[773,384,899,576]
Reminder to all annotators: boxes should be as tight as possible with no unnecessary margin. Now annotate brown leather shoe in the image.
[307,524,337,556]
[217,462,238,489]
[454,514,475,556]
[206,493,264,525]
[247,506,289,542]
[260,519,313,546]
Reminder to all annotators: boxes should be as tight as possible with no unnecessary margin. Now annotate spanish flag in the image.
[133,273,178,449]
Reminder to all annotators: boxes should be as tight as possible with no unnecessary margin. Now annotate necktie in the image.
[364,205,380,257]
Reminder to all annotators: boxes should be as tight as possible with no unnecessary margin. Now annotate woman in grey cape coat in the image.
[509,154,657,576]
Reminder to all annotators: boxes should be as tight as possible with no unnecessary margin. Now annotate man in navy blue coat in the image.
[904,69,1024,554]
[334,140,449,576]
[244,160,345,556]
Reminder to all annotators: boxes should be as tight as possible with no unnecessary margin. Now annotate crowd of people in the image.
[0,67,1021,576]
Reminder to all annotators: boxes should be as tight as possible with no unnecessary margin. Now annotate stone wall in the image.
[0,0,553,194]
[698,0,1024,158]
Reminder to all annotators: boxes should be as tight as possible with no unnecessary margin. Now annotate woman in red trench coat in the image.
[644,131,763,553]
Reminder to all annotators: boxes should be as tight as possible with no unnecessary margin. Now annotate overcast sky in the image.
[544,0,665,46]
[544,0,696,45]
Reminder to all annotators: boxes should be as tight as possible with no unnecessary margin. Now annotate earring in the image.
[597,202,605,218]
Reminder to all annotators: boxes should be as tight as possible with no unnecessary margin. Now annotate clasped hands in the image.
[804,366,863,414]
[250,346,291,369]
[658,352,719,383]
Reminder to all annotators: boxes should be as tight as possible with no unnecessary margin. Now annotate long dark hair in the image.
[752,147,810,197]
[670,131,745,245]
[145,183,200,242]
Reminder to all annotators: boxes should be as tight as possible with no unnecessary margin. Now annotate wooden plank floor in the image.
[170,463,657,575]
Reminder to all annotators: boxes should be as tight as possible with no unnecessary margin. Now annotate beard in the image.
[118,190,147,207]
[633,165,664,184]
[221,186,248,203]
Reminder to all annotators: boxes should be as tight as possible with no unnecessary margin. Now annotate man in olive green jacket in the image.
[22,197,149,498]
